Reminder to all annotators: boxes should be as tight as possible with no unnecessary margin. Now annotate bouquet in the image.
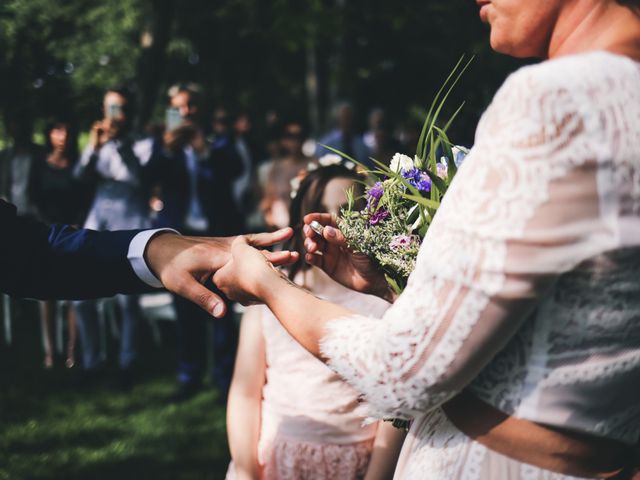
[332,56,472,294]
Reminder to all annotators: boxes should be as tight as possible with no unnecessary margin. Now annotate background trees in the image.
[0,0,530,144]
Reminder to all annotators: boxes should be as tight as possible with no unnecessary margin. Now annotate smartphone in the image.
[166,107,182,131]
[106,103,123,119]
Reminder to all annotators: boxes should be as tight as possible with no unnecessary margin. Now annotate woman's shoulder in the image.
[499,51,639,102]
[480,51,640,148]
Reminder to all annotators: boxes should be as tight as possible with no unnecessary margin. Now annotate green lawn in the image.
[0,301,230,480]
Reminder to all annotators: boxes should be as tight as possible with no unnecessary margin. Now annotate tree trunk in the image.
[306,42,321,137]
[136,0,175,131]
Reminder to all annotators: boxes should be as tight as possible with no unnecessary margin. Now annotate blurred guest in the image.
[259,120,314,230]
[0,118,44,358]
[30,120,85,369]
[73,86,160,389]
[0,118,43,216]
[263,110,283,161]
[369,118,402,163]
[397,119,420,155]
[315,102,370,167]
[156,85,241,402]
[157,94,243,234]
[209,107,246,235]
[362,107,386,151]
[231,112,259,217]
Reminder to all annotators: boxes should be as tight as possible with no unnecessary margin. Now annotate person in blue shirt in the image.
[155,86,245,401]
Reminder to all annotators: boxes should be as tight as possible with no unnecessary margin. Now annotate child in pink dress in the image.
[226,163,405,480]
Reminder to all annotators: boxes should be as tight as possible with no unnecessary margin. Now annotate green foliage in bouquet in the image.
[328,56,473,293]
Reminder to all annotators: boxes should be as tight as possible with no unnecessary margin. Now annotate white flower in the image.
[318,154,343,167]
[440,146,469,170]
[452,145,469,156]
[389,153,414,173]
[452,145,469,167]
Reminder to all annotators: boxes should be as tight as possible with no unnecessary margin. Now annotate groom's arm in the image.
[0,200,297,315]
[0,200,166,300]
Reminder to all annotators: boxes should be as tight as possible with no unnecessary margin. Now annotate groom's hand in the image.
[145,229,295,317]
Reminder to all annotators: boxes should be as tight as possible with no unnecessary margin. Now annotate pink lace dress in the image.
[227,268,390,480]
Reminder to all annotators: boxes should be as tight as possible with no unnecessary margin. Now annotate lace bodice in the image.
[320,51,640,445]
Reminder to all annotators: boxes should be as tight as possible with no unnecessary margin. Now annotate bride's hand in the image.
[303,213,396,302]
[213,236,299,305]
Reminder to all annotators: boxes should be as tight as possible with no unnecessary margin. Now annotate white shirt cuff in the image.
[127,229,180,288]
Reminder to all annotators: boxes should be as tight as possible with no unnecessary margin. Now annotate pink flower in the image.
[390,235,413,250]
[437,162,448,179]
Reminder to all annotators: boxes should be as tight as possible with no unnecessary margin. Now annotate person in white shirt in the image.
[73,86,161,386]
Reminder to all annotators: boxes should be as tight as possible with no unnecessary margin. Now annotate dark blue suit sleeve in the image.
[0,200,153,300]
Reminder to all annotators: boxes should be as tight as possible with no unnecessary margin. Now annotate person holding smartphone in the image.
[154,84,243,403]
[72,86,163,389]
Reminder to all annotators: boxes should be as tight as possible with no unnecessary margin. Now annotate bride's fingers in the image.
[302,224,315,239]
[304,235,324,254]
[302,219,347,249]
[322,225,347,247]
[303,212,337,228]
[303,225,323,252]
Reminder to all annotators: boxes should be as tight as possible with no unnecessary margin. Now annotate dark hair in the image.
[212,107,234,128]
[280,117,308,139]
[285,164,365,281]
[169,82,202,100]
[44,120,78,164]
[106,84,137,121]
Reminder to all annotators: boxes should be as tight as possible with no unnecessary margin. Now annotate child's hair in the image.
[284,164,365,281]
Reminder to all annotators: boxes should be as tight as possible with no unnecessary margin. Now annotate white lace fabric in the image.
[320,51,640,478]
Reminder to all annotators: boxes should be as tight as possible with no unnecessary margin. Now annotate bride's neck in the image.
[548,0,640,60]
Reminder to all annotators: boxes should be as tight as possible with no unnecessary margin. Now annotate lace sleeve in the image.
[320,64,618,420]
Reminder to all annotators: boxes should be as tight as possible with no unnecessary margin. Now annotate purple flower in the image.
[368,181,384,200]
[402,168,431,193]
[416,173,432,192]
[369,208,389,225]
[367,181,384,209]
[389,234,413,250]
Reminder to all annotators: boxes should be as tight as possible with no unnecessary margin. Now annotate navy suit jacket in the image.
[153,136,244,236]
[0,200,151,300]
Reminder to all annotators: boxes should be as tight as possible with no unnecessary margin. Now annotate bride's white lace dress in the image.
[320,51,640,479]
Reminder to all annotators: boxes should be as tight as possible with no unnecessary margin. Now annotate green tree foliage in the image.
[0,0,143,135]
[0,0,530,143]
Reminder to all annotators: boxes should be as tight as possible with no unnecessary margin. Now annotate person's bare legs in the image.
[40,300,56,368]
[66,304,77,368]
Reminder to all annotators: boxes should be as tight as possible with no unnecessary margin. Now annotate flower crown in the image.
[289,154,358,199]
